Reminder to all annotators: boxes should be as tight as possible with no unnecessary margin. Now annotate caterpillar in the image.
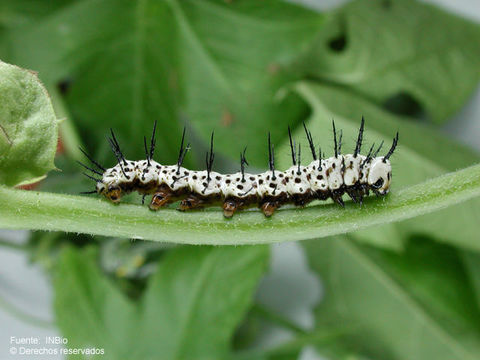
[79,118,398,218]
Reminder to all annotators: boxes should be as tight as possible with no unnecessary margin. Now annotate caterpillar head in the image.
[367,157,392,195]
[367,133,398,196]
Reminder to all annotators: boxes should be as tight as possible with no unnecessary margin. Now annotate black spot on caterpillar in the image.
[79,117,399,217]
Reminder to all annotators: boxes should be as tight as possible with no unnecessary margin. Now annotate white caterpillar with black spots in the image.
[79,118,398,217]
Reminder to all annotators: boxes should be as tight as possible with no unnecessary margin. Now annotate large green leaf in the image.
[304,236,480,360]
[0,0,74,55]
[54,246,140,359]
[54,245,268,359]
[7,0,323,166]
[139,245,269,359]
[461,251,480,309]
[298,0,480,123]
[0,60,58,186]
[1,162,479,244]
[0,1,76,29]
[278,82,480,250]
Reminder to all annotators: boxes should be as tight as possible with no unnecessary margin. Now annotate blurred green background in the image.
[1,0,480,359]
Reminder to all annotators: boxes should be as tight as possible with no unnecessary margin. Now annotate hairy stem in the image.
[0,164,479,245]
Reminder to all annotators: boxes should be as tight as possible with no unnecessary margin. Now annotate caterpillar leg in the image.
[357,185,370,204]
[222,198,250,218]
[178,193,206,211]
[260,201,281,217]
[223,198,240,218]
[346,188,360,204]
[346,185,365,204]
[149,188,173,210]
[223,196,258,218]
[331,189,345,207]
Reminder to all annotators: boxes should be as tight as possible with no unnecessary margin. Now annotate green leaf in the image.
[232,327,351,360]
[7,0,323,165]
[54,245,268,359]
[0,1,76,29]
[280,82,480,251]
[138,245,269,360]
[461,251,480,309]
[0,60,58,186]
[54,246,139,359]
[0,163,479,244]
[0,0,76,57]
[299,0,480,123]
[304,236,480,360]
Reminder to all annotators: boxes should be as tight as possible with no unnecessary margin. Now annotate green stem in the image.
[0,164,479,245]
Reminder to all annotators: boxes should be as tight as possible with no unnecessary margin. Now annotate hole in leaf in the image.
[383,92,426,119]
[57,77,73,95]
[327,18,348,53]
[328,33,347,52]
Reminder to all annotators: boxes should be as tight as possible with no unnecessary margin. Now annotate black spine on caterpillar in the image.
[177,127,190,175]
[240,147,248,183]
[81,118,398,217]
[205,131,215,183]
